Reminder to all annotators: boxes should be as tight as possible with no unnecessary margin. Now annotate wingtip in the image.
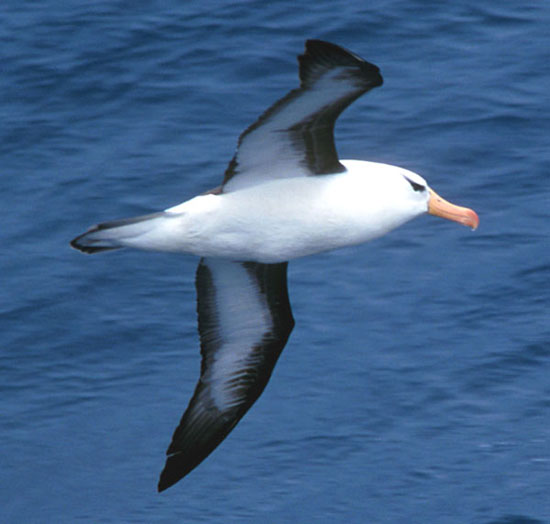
[157,474,172,493]
[157,480,170,493]
[157,457,187,493]
[299,39,383,89]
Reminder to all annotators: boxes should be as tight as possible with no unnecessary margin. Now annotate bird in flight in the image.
[71,40,478,491]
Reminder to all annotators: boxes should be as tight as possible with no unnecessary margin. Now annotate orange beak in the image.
[428,189,479,230]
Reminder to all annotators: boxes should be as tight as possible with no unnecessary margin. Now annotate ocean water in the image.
[1,1,549,523]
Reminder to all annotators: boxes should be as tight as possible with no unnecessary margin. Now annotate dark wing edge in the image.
[222,39,383,187]
[158,258,294,492]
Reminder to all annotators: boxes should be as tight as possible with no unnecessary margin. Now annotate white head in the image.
[340,160,479,237]
[397,168,479,229]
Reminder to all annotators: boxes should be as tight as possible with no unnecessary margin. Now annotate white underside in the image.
[201,259,270,410]
[97,160,429,263]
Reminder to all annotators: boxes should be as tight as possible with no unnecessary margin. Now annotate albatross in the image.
[71,40,479,491]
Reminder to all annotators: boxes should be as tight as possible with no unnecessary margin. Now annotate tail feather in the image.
[70,212,166,254]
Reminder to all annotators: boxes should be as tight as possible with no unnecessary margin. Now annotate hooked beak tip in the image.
[464,209,479,231]
[428,189,479,230]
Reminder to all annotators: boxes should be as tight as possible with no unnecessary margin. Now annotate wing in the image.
[158,258,294,491]
[221,39,383,192]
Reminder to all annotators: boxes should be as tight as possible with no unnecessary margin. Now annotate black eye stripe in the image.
[404,177,425,192]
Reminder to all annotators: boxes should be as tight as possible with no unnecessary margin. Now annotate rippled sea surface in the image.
[2,1,549,523]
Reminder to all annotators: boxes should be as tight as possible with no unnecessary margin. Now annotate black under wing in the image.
[157,260,294,491]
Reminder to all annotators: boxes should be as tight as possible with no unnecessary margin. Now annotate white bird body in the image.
[88,160,430,262]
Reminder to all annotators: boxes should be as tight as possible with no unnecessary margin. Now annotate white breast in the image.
[160,160,428,262]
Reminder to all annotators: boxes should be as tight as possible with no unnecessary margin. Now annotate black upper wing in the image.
[222,39,383,192]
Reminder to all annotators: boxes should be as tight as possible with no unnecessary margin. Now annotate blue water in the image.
[2,1,549,522]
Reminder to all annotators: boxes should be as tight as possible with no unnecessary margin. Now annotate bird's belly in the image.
[187,217,367,263]
[171,177,407,263]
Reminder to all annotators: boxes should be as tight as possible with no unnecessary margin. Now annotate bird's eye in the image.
[404,177,425,192]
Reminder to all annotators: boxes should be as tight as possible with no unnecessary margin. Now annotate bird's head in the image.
[401,171,479,230]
